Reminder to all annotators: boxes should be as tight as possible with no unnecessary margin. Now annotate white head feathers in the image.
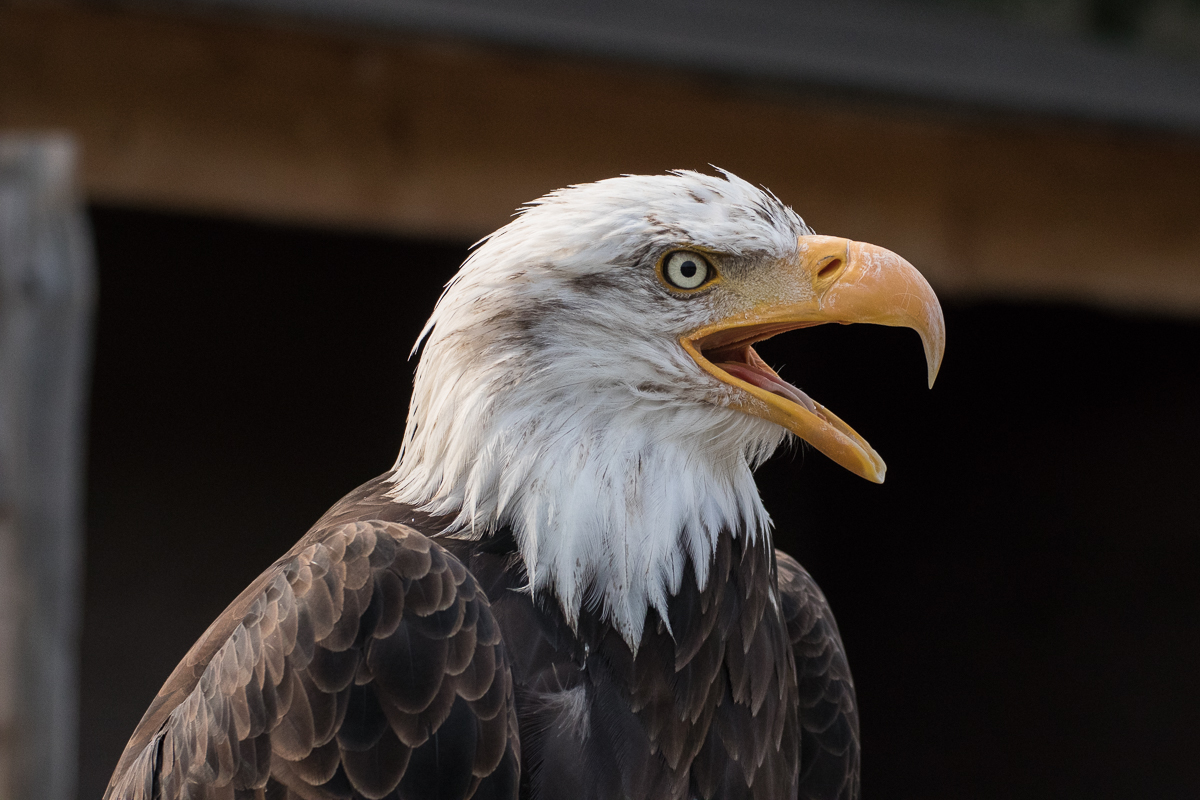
[388,170,812,645]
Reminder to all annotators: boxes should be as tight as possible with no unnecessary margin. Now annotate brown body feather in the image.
[105,477,858,800]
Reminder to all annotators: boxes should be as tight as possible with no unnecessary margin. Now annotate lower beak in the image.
[681,235,945,483]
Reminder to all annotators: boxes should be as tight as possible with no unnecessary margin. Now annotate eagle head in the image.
[389,170,944,644]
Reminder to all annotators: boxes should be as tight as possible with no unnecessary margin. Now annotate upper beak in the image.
[680,235,945,483]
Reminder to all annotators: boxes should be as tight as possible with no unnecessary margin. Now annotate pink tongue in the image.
[716,362,818,414]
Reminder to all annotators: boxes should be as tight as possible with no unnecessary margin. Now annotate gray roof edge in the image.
[125,0,1200,133]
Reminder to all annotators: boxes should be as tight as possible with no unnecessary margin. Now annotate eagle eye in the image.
[663,251,713,291]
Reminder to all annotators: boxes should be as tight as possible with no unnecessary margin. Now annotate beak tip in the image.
[921,311,946,389]
[863,452,887,484]
[922,338,944,389]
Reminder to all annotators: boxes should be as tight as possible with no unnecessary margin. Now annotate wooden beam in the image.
[3,3,1199,314]
[0,134,94,800]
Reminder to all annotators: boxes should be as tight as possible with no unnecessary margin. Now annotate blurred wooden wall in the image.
[2,1,1200,315]
[0,135,94,800]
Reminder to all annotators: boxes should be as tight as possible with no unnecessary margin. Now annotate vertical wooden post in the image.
[0,136,95,800]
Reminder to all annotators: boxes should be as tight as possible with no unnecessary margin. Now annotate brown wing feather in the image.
[775,551,861,800]
[104,519,519,800]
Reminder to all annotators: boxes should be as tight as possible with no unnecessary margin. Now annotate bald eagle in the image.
[105,171,943,800]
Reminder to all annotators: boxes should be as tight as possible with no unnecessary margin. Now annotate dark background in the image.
[81,206,1200,799]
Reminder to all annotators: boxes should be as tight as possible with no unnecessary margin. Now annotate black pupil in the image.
[680,261,697,278]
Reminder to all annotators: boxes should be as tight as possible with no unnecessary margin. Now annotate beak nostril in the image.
[817,258,843,280]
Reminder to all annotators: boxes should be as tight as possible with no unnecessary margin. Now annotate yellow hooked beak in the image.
[681,236,945,483]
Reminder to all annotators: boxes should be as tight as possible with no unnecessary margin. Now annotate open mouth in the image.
[698,324,822,416]
[680,320,888,483]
